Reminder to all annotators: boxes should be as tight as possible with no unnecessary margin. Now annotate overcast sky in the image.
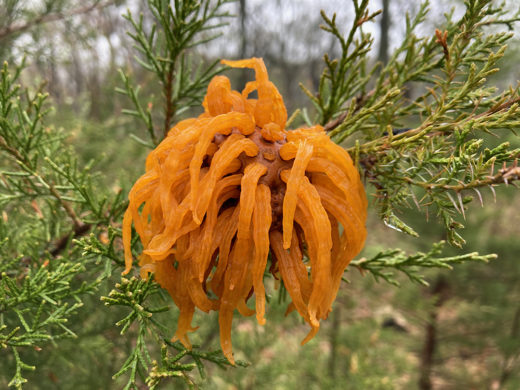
[200,0,472,61]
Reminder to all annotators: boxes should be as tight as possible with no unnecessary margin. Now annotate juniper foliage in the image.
[0,0,241,388]
[1,0,520,388]
[305,0,520,249]
[0,58,109,388]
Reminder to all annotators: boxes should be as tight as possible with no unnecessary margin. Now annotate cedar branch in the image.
[402,162,520,192]
[0,136,83,229]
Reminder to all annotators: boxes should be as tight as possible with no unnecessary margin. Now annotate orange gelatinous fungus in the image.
[122,57,368,364]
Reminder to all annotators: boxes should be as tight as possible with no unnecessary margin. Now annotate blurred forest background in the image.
[1,0,520,389]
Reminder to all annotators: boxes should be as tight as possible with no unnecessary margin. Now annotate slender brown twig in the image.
[352,95,520,155]
[0,1,114,40]
[323,81,388,133]
[49,223,91,257]
[1,135,83,229]
[401,162,520,192]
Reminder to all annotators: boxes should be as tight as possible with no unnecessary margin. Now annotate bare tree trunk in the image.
[48,43,61,102]
[419,276,449,390]
[239,0,247,59]
[378,0,390,65]
[238,0,248,88]
[89,50,102,120]
[328,306,341,379]
[497,305,520,388]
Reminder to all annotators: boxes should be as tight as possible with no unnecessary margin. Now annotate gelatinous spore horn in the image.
[122,57,368,364]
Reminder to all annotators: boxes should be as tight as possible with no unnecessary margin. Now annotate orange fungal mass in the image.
[122,57,368,364]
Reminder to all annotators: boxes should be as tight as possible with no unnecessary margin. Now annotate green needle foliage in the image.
[100,276,243,389]
[1,0,520,388]
[118,0,234,143]
[0,60,104,388]
[350,240,496,286]
[305,0,520,249]
[1,0,242,388]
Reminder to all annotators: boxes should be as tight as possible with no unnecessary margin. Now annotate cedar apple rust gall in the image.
[122,58,367,364]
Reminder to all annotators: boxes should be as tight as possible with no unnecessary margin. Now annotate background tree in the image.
[1,0,520,389]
